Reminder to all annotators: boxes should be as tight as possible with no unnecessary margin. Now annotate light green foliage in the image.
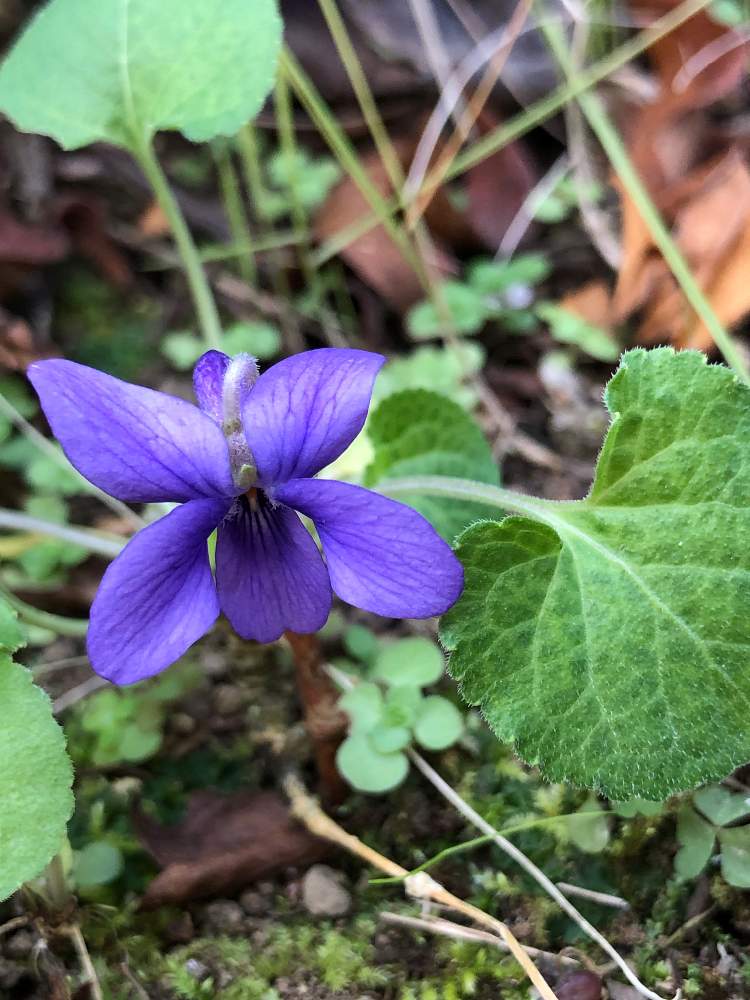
[709,0,748,26]
[534,175,605,224]
[8,496,88,583]
[373,343,485,409]
[0,0,282,150]
[71,662,198,766]
[161,322,281,371]
[366,388,500,541]
[263,148,341,220]
[73,841,124,889]
[342,623,380,664]
[613,798,664,818]
[536,302,619,362]
[0,650,74,900]
[408,282,487,338]
[566,795,610,853]
[675,784,750,887]
[371,636,444,687]
[406,255,549,341]
[0,437,81,497]
[336,638,463,793]
[442,349,750,798]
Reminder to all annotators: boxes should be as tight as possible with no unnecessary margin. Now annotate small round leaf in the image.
[73,842,123,889]
[370,723,411,754]
[372,637,444,688]
[339,682,383,733]
[413,695,463,751]
[336,735,408,794]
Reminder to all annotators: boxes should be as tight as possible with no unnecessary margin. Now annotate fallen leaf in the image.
[56,193,132,289]
[560,280,612,330]
[134,790,328,908]
[314,138,457,311]
[0,207,69,264]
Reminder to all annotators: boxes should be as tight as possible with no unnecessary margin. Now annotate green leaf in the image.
[413,695,463,751]
[0,600,25,655]
[718,826,750,888]
[161,331,203,371]
[371,637,444,688]
[373,343,485,410]
[73,841,124,889]
[0,655,74,900]
[222,322,281,361]
[612,799,663,819]
[343,624,380,664]
[118,723,162,762]
[336,735,408,794]
[407,283,487,339]
[536,302,619,362]
[694,785,750,827]
[366,388,500,541]
[442,349,750,798]
[675,806,716,879]
[383,686,422,729]
[339,683,383,733]
[567,795,610,854]
[0,0,282,150]
[369,723,412,754]
[468,254,550,295]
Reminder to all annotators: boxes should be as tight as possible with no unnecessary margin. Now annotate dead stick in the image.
[284,632,348,805]
[285,775,558,1000]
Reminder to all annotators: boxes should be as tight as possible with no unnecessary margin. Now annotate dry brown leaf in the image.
[134,790,328,908]
[560,280,612,330]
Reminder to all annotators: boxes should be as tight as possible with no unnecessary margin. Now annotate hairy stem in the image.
[284,631,348,805]
[134,138,223,350]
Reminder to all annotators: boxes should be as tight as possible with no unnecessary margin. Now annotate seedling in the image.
[336,637,463,793]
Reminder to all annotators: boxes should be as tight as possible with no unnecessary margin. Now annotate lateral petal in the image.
[88,498,229,684]
[275,479,464,619]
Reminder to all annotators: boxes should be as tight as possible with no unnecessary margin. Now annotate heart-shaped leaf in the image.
[0,0,282,151]
[442,349,750,798]
[675,806,716,879]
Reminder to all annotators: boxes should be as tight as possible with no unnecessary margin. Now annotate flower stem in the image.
[0,585,88,637]
[134,138,223,350]
[284,631,348,805]
[0,507,125,559]
[378,476,549,519]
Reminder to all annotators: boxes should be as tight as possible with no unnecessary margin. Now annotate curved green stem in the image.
[135,138,223,349]
[1,584,88,637]
[379,476,552,519]
[0,507,125,559]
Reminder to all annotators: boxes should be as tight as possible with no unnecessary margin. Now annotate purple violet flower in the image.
[28,349,463,684]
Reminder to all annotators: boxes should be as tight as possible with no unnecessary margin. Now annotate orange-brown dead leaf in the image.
[560,280,613,330]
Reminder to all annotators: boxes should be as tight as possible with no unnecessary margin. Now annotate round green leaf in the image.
[339,682,383,733]
[372,637,444,688]
[383,685,422,728]
[73,842,123,889]
[0,0,282,150]
[567,796,610,854]
[369,723,411,754]
[693,785,750,827]
[336,735,408,794]
[0,656,74,901]
[407,283,487,339]
[718,826,750,888]
[118,724,162,763]
[674,806,716,880]
[222,322,281,361]
[413,695,463,751]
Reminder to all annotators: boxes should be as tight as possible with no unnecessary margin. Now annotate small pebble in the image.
[202,900,245,934]
[213,683,246,715]
[185,958,209,981]
[556,970,602,1000]
[239,889,268,916]
[302,864,351,917]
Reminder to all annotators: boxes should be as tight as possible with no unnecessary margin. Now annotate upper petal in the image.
[88,498,230,684]
[193,350,230,423]
[28,359,235,502]
[275,479,464,619]
[215,493,332,643]
[242,349,385,486]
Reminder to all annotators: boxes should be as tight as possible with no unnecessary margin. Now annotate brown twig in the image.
[284,632,348,805]
[285,775,559,1000]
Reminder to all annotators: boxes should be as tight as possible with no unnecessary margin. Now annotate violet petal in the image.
[275,479,464,619]
[88,498,230,684]
[28,359,235,502]
[193,350,230,423]
[242,348,385,486]
[215,494,332,642]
